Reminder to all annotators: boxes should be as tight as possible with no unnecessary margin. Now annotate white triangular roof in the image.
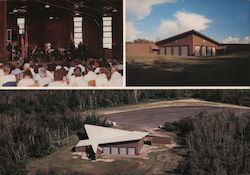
[76,124,148,153]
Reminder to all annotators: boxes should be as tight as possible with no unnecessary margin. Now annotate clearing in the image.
[126,53,250,86]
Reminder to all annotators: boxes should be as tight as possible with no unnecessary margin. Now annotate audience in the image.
[17,70,36,87]
[0,64,17,86]
[0,57,123,87]
[69,67,87,87]
[49,68,68,87]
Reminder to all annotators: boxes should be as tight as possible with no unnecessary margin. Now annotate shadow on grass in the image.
[127,56,250,86]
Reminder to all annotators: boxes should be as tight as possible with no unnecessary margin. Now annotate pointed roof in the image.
[75,124,148,153]
[156,30,220,46]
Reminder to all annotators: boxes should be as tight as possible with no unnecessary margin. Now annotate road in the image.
[105,106,250,129]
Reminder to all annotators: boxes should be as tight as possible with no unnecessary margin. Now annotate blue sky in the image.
[126,0,250,43]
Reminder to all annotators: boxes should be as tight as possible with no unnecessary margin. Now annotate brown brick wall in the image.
[157,34,219,56]
[75,146,87,152]
[146,136,172,144]
[192,34,219,55]
[159,35,193,55]
[100,139,143,155]
[126,43,158,56]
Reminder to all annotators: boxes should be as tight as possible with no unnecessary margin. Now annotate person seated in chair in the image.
[0,63,17,87]
[49,68,68,87]
[69,67,87,87]
[17,70,37,87]
[83,64,97,87]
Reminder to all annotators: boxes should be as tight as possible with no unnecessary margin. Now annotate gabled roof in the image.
[156,30,220,46]
[76,124,148,153]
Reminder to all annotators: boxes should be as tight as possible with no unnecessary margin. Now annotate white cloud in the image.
[126,0,175,21]
[157,11,212,38]
[126,0,176,41]
[222,36,250,44]
[126,21,141,42]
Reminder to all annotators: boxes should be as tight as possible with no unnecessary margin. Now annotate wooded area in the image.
[0,90,249,174]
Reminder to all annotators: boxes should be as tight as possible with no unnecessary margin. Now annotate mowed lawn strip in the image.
[126,54,250,86]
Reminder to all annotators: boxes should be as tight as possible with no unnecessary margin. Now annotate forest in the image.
[0,90,250,175]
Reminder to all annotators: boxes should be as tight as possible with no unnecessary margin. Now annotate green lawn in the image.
[27,134,185,175]
[126,54,250,86]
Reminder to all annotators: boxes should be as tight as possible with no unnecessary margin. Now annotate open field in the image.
[126,53,250,86]
[97,98,250,115]
[105,106,250,130]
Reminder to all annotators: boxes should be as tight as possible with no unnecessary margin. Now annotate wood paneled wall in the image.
[0,1,7,61]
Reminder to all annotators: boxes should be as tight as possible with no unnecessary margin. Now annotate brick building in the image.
[75,124,172,160]
[156,30,220,56]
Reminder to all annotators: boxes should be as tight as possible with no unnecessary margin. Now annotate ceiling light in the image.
[49,16,53,20]
[112,8,118,13]
[45,4,50,8]
[75,11,80,16]
[13,9,18,13]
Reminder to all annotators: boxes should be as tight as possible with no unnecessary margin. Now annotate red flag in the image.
[21,34,26,60]
[25,26,28,58]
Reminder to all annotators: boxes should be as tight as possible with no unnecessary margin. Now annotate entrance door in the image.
[166,47,172,55]
[195,46,201,56]
[207,47,212,56]
[201,46,207,56]
[119,148,127,155]
[173,47,179,56]
[212,47,216,55]
[128,148,136,155]
[160,47,165,55]
[181,46,188,56]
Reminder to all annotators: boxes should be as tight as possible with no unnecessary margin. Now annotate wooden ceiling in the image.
[7,0,122,18]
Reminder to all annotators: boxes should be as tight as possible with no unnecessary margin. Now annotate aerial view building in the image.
[75,124,172,160]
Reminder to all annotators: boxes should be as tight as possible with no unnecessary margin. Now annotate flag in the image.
[25,26,28,58]
[21,26,28,60]
[21,34,26,60]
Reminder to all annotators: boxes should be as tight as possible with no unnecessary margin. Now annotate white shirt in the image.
[0,74,16,86]
[37,77,52,87]
[108,71,123,87]
[49,81,68,87]
[67,67,75,78]
[17,78,36,87]
[69,76,87,87]
[83,71,98,82]
[0,69,4,77]
[96,74,109,87]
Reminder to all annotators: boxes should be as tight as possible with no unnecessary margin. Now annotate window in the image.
[17,18,25,34]
[74,17,83,47]
[103,17,112,49]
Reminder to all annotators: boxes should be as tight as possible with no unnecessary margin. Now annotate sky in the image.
[126,0,250,43]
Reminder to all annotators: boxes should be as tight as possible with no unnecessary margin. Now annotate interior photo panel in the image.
[0,0,124,88]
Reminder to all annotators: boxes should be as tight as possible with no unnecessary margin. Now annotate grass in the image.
[27,133,185,175]
[126,53,250,86]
